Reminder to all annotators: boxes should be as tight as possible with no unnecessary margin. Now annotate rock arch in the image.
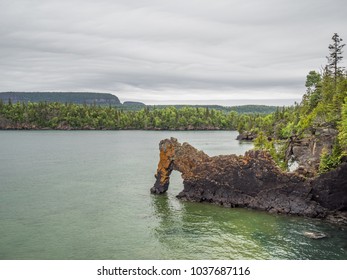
[151,138,347,221]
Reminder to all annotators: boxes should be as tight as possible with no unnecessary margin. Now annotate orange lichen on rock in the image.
[157,143,175,185]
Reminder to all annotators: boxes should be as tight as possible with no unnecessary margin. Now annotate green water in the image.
[0,131,346,260]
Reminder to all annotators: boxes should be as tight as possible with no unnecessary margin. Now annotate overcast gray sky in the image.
[0,0,346,105]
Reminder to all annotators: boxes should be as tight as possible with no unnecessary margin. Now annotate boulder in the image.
[303,231,327,239]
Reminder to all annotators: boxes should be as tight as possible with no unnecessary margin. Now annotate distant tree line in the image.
[149,104,278,115]
[0,101,272,131]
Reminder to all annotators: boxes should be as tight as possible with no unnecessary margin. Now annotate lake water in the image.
[0,131,346,260]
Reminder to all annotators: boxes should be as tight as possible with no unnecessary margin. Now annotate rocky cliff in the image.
[151,138,347,222]
[285,126,339,176]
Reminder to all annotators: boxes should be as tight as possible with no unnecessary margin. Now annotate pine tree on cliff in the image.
[326,33,345,90]
[321,33,346,123]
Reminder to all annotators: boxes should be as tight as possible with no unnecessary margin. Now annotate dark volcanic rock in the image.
[311,163,347,211]
[236,131,257,141]
[151,138,347,221]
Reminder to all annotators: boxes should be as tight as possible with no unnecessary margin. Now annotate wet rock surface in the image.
[151,138,347,222]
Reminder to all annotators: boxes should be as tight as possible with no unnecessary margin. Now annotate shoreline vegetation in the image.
[0,99,278,131]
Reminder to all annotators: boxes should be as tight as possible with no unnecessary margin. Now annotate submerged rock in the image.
[151,138,347,221]
[303,231,327,239]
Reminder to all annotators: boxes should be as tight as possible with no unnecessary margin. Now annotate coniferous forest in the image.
[0,102,241,130]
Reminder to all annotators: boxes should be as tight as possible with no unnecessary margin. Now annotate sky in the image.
[0,0,346,105]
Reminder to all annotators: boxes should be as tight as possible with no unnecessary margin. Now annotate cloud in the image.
[0,0,346,104]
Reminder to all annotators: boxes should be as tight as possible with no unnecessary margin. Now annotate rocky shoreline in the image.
[151,138,347,224]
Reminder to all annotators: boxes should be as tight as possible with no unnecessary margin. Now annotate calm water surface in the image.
[0,131,346,259]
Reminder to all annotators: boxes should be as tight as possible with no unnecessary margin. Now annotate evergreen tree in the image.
[305,70,321,93]
[326,33,345,89]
